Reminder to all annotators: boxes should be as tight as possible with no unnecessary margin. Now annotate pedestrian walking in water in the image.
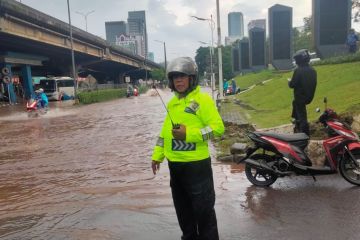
[151,57,224,240]
[288,49,317,136]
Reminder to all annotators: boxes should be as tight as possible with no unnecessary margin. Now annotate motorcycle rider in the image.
[151,57,224,240]
[288,49,317,136]
[35,88,49,108]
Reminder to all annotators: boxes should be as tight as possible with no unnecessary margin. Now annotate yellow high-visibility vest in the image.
[152,86,224,162]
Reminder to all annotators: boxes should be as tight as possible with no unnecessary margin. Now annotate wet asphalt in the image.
[0,88,359,240]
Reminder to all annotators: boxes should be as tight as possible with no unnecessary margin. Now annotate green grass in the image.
[235,61,360,128]
[234,69,285,90]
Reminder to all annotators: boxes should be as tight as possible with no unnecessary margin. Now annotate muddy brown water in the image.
[1,89,359,240]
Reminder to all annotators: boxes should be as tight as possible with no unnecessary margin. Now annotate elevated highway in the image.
[0,0,160,101]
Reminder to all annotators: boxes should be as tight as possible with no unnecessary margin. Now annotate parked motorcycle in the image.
[26,98,48,118]
[233,97,360,186]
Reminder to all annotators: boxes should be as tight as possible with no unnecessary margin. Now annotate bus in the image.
[38,77,75,101]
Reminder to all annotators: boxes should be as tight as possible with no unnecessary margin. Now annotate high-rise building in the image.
[128,10,148,57]
[312,0,351,58]
[227,12,244,45]
[105,21,127,45]
[147,52,154,62]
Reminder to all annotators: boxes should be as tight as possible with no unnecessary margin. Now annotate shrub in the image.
[77,88,127,104]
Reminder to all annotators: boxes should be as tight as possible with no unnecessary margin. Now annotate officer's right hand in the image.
[152,160,160,175]
[172,124,186,140]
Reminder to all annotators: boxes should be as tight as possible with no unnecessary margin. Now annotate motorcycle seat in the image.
[253,131,309,142]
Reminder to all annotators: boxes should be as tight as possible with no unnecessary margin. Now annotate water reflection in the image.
[0,90,174,239]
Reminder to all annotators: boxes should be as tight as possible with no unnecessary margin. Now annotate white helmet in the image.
[35,88,43,94]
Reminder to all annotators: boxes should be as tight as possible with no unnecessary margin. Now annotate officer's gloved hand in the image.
[172,124,186,141]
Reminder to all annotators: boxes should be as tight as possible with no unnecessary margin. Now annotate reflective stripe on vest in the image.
[156,137,164,147]
[172,139,196,151]
[201,126,213,141]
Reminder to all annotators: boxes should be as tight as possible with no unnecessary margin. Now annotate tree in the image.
[293,16,314,52]
[219,45,233,80]
[353,0,360,22]
[150,68,165,81]
[195,45,233,82]
[195,47,210,78]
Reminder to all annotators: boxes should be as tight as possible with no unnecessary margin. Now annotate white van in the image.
[39,77,75,100]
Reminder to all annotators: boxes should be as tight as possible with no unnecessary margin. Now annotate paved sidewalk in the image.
[218,95,294,133]
[218,96,248,125]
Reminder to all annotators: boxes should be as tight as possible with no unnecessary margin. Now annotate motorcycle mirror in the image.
[316,107,321,113]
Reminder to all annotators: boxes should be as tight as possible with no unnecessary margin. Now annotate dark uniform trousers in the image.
[292,100,309,136]
[168,158,219,240]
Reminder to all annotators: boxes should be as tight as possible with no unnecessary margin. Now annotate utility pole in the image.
[154,40,167,78]
[67,0,77,98]
[216,0,224,99]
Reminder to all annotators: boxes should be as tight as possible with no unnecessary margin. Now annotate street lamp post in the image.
[66,0,77,98]
[191,15,216,100]
[75,10,94,32]
[154,40,167,77]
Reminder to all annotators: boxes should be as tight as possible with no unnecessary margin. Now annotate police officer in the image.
[151,57,224,240]
[288,49,317,136]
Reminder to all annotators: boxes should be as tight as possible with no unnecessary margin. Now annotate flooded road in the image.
[1,89,360,240]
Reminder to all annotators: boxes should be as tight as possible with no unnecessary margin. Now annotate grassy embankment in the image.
[233,61,360,128]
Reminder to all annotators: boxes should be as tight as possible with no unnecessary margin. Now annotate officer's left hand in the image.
[172,124,186,140]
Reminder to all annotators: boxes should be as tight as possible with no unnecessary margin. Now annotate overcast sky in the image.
[19,0,360,63]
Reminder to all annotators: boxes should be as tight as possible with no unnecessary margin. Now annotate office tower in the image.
[249,26,266,70]
[239,38,250,72]
[312,0,351,58]
[105,21,127,45]
[231,46,240,73]
[227,12,244,45]
[269,4,293,70]
[147,52,154,62]
[128,10,147,57]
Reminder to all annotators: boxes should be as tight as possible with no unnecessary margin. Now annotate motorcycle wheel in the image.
[245,154,278,187]
[339,151,360,186]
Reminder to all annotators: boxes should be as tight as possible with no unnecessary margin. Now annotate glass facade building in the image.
[228,12,244,38]
[105,21,127,45]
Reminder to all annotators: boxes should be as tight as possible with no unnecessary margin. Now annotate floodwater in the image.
[1,88,360,240]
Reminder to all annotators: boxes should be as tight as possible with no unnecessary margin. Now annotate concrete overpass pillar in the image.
[22,65,33,99]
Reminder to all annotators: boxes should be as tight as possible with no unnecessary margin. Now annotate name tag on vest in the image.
[172,139,196,151]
